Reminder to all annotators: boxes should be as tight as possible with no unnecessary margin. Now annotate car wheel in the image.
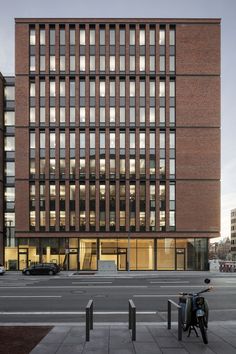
[48,270,54,275]
[25,270,30,275]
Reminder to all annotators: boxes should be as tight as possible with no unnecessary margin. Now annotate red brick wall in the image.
[176,128,220,180]
[176,23,220,75]
[176,22,220,237]
[176,180,220,234]
[176,76,220,127]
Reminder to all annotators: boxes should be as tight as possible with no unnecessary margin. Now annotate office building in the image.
[0,18,221,271]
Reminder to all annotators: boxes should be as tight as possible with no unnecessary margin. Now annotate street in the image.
[0,272,236,324]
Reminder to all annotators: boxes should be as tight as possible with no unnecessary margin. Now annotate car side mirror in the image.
[204,278,211,284]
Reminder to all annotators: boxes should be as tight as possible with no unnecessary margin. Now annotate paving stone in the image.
[39,332,68,344]
[109,349,135,354]
[83,349,108,354]
[133,342,162,354]
[135,327,155,342]
[182,342,216,353]
[208,340,236,354]
[30,342,60,354]
[148,326,176,338]
[155,336,183,348]
[161,349,189,354]
[56,344,84,354]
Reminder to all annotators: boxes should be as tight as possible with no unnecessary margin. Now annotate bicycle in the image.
[179,278,212,344]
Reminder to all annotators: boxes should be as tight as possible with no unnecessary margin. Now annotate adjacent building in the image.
[0,18,221,271]
[231,208,236,260]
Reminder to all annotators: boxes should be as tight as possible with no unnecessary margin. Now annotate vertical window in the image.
[130,80,135,97]
[110,132,116,149]
[80,55,86,71]
[40,28,45,45]
[90,28,95,45]
[169,182,175,230]
[30,56,35,72]
[80,28,85,45]
[130,132,135,149]
[60,28,65,45]
[170,28,175,46]
[150,184,156,231]
[110,56,115,71]
[139,132,145,149]
[30,28,36,45]
[90,56,95,71]
[70,28,75,45]
[139,29,145,45]
[159,28,165,45]
[130,56,135,71]
[150,28,155,46]
[120,184,126,230]
[130,28,135,45]
[129,184,136,231]
[139,56,145,71]
[110,184,116,231]
[100,80,106,97]
[159,80,165,97]
[140,184,146,231]
[99,184,106,230]
[110,28,115,45]
[120,28,125,45]
[70,56,75,72]
[50,28,55,45]
[100,56,105,71]
[100,28,105,45]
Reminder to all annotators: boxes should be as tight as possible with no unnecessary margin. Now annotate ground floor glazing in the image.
[4,237,209,271]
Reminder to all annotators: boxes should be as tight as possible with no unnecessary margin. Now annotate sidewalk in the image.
[30,322,236,354]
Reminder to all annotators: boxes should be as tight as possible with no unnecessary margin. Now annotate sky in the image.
[0,0,235,241]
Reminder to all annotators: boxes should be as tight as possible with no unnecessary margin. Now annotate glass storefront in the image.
[4,237,209,271]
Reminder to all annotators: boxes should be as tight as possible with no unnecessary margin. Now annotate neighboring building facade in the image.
[0,18,221,271]
[231,208,236,260]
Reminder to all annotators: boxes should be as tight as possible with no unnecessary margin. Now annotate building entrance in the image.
[18,248,28,270]
[118,248,127,270]
[176,248,185,270]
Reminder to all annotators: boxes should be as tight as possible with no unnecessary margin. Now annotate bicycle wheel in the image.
[198,316,208,344]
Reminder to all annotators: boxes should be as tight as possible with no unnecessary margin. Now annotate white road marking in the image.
[72,282,112,284]
[0,296,62,298]
[0,311,156,315]
[160,285,236,288]
[0,285,147,289]
[150,281,189,284]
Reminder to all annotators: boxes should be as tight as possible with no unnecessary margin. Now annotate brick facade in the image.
[1,18,221,270]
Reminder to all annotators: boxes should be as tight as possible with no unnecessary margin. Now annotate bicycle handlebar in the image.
[179,287,213,297]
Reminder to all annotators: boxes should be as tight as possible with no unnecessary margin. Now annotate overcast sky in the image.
[0,0,235,240]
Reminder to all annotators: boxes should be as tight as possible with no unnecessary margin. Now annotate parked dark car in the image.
[22,264,57,275]
[43,263,61,273]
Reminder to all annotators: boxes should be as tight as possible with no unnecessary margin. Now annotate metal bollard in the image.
[167,299,182,341]
[86,299,93,341]
[178,306,182,341]
[128,299,136,341]
[167,300,171,329]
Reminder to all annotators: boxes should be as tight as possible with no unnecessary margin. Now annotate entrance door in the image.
[69,249,78,270]
[176,248,185,270]
[118,248,127,271]
[19,249,28,270]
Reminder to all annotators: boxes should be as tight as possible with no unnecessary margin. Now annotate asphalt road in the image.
[0,271,236,324]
